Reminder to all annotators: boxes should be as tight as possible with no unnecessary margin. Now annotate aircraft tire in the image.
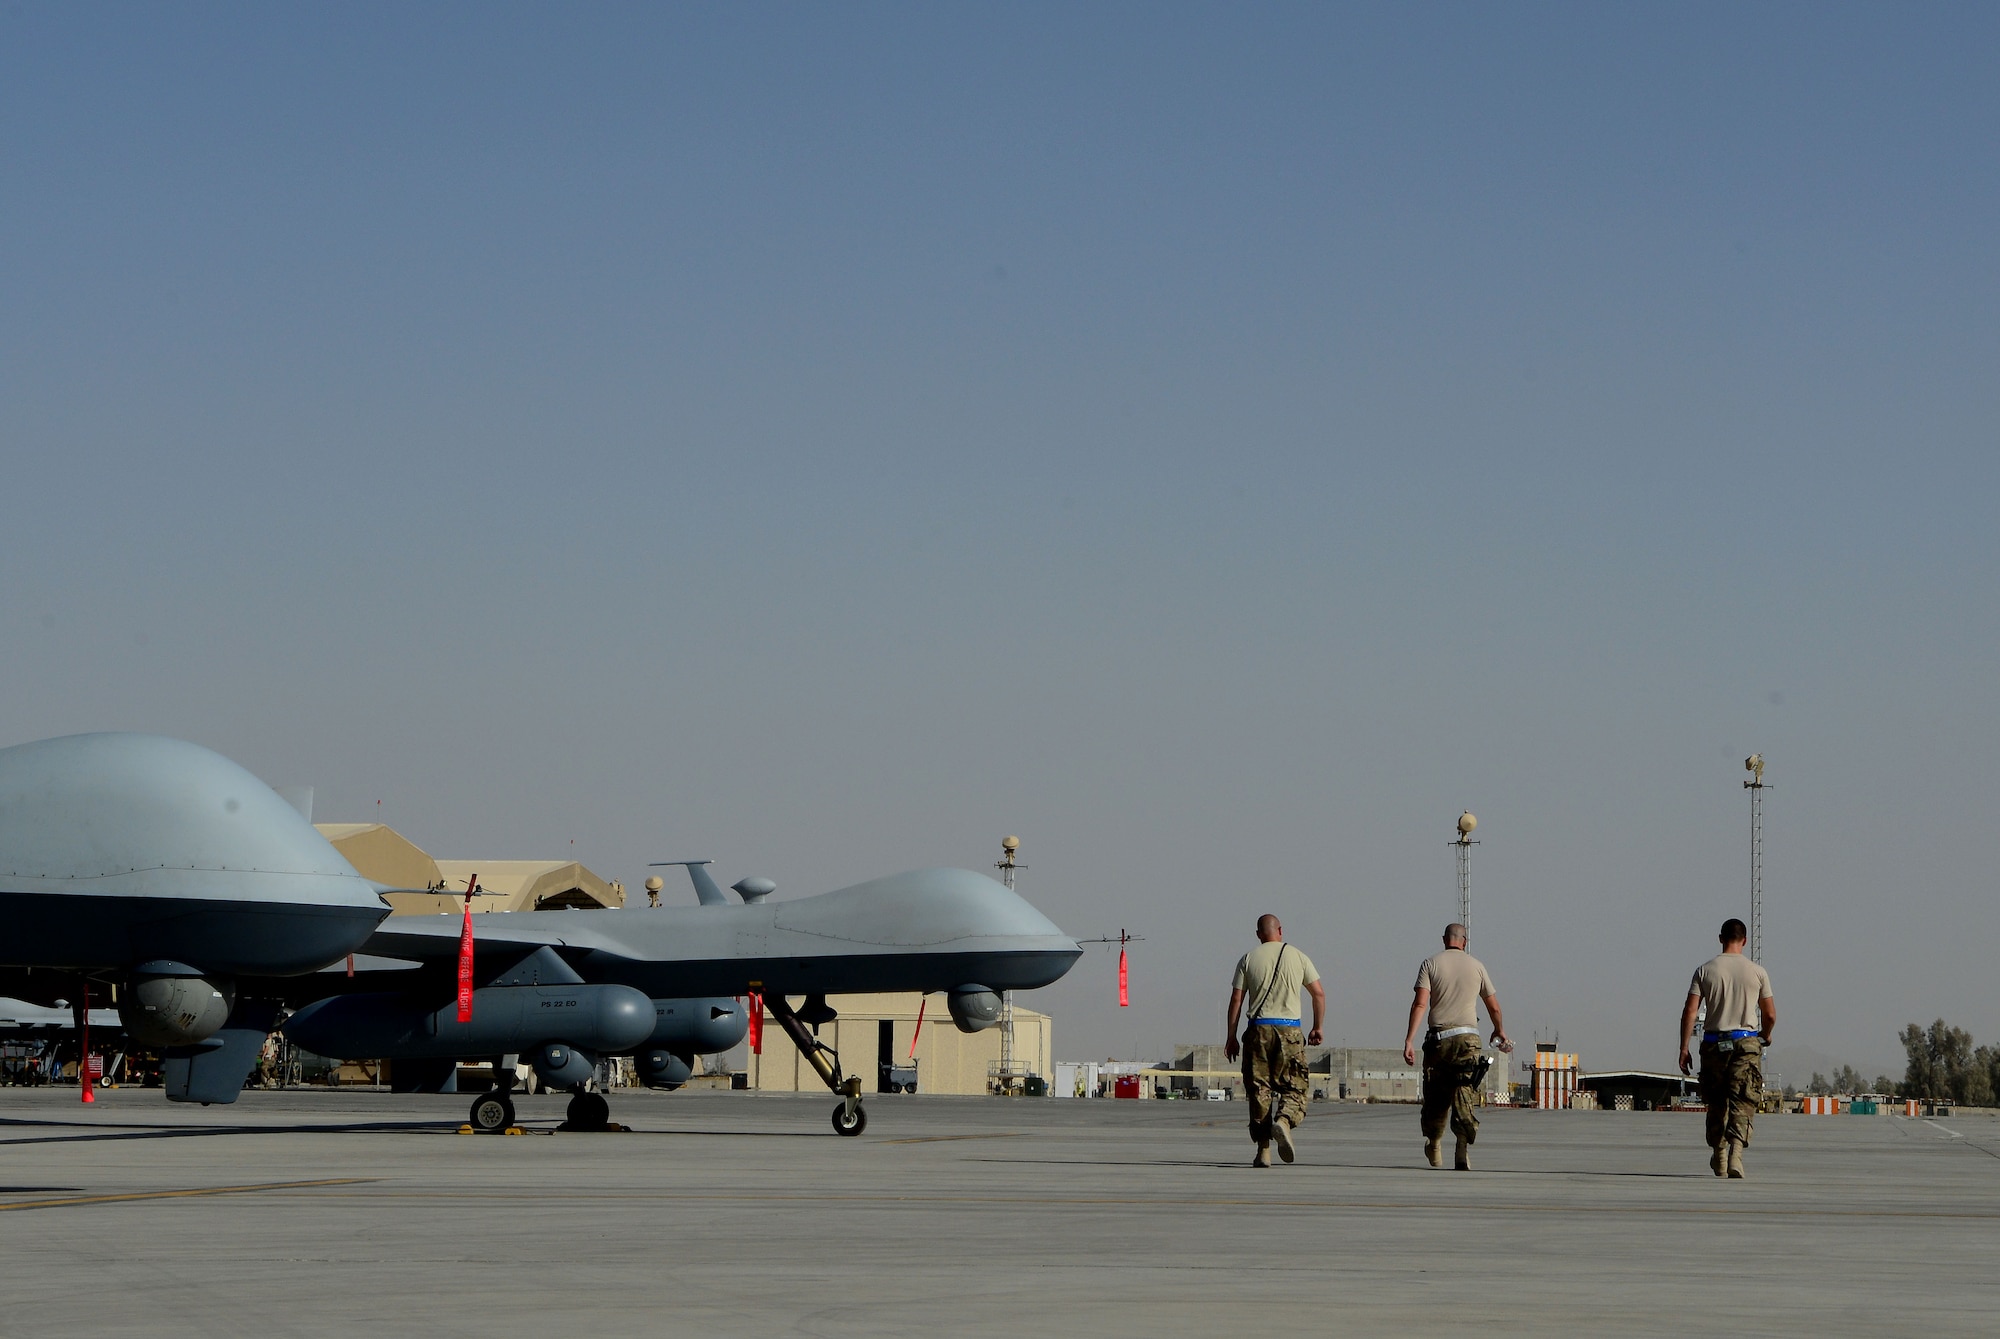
[566,1091,611,1131]
[470,1091,515,1133]
[831,1101,867,1136]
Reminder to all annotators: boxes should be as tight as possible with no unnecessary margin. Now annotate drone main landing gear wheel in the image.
[565,1091,611,1131]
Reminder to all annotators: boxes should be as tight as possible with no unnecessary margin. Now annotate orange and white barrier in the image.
[1532,1052,1578,1110]
[1903,1100,1921,1117]
[1800,1095,1842,1114]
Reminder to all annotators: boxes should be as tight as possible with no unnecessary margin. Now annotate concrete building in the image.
[1172,1044,1508,1103]
[1316,1048,1425,1103]
[315,823,625,915]
[741,992,1052,1097]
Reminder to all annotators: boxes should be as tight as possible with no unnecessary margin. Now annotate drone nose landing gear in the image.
[764,994,868,1137]
[830,1076,866,1136]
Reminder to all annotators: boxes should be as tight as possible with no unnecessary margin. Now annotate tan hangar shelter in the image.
[315,823,625,915]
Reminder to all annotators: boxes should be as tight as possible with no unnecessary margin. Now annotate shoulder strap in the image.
[1247,942,1290,1022]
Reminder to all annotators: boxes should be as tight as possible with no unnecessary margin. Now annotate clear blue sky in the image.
[4,5,1995,1078]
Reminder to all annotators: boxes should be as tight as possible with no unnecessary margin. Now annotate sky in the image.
[3,5,1996,1082]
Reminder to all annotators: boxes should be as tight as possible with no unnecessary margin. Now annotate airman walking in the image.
[1225,914,1326,1168]
[1403,923,1511,1170]
[1680,917,1774,1178]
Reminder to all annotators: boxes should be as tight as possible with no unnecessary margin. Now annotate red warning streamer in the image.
[456,874,479,1023]
[747,992,764,1055]
[79,980,94,1104]
[1118,948,1129,1007]
[908,997,926,1060]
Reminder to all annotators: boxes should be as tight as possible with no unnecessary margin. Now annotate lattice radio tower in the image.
[995,836,1022,1086]
[1451,812,1478,929]
[1744,755,1768,962]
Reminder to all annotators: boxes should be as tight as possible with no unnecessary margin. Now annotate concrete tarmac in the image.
[2,1087,1995,1336]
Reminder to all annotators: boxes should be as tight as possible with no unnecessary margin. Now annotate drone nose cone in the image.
[958,870,1071,941]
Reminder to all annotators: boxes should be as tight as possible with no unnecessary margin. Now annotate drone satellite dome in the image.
[1458,811,1477,837]
[731,876,776,904]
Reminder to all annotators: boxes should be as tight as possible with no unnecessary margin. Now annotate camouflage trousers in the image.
[1699,1037,1762,1149]
[1241,1024,1308,1144]
[1421,1032,1485,1144]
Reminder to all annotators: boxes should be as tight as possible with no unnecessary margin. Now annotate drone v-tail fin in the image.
[648,860,728,906]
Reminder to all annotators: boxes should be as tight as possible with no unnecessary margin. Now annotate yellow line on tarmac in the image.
[0,1178,374,1213]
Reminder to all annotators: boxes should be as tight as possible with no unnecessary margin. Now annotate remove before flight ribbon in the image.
[457,873,479,1023]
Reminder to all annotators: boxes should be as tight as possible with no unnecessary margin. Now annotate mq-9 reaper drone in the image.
[286,858,1081,1135]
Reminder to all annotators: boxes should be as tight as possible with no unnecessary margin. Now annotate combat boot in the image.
[1253,1143,1273,1168]
[1454,1136,1471,1171]
[1272,1118,1296,1164]
[1424,1137,1442,1168]
[1710,1143,1726,1177]
[1726,1139,1746,1179]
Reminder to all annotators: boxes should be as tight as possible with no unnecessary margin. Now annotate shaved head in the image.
[1256,914,1282,942]
[1443,923,1468,947]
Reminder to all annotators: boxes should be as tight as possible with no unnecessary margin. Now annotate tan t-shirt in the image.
[1689,953,1772,1034]
[1416,949,1496,1030]
[1233,941,1320,1023]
